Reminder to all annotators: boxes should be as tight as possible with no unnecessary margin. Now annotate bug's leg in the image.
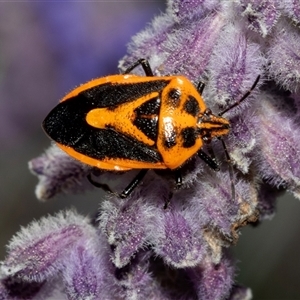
[219,75,260,116]
[197,149,220,171]
[206,144,219,168]
[197,81,205,95]
[120,169,148,198]
[123,58,154,76]
[162,171,182,210]
[174,169,182,188]
[87,174,115,194]
[88,170,148,198]
[219,138,235,202]
[163,192,173,210]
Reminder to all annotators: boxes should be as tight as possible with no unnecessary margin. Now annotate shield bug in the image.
[43,59,259,198]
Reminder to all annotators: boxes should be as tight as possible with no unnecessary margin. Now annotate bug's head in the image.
[197,108,230,143]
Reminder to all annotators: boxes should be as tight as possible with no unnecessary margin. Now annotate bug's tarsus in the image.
[87,174,115,194]
[197,81,205,95]
[218,75,260,116]
[197,149,220,171]
[124,58,154,77]
[163,192,173,210]
[219,138,236,202]
[206,144,220,169]
[215,76,260,201]
[120,169,148,198]
[174,169,182,188]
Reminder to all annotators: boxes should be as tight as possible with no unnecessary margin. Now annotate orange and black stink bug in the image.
[43,59,259,198]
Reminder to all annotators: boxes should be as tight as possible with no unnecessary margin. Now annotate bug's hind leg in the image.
[87,174,115,194]
[88,170,148,199]
[120,169,148,198]
[219,138,236,202]
[160,169,181,210]
[197,149,220,171]
[123,59,154,76]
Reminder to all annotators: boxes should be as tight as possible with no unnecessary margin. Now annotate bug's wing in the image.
[43,80,170,169]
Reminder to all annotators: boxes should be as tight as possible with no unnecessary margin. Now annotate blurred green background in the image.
[0,2,300,299]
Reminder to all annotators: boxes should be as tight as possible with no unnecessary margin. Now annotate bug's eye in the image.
[203,135,212,143]
[204,108,212,116]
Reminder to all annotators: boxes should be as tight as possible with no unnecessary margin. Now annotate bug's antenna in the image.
[218,75,260,116]
[219,138,235,202]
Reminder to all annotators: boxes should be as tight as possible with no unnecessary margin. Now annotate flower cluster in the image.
[1,0,300,299]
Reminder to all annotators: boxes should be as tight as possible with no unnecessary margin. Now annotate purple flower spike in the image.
[18,0,300,298]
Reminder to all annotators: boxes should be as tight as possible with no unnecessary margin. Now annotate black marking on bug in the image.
[181,127,197,148]
[184,96,200,116]
[133,98,160,141]
[167,88,181,106]
[42,80,171,163]
[135,97,161,115]
[81,80,169,108]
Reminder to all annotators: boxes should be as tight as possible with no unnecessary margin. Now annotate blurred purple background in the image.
[0,2,299,299]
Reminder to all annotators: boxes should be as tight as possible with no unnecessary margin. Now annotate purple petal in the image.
[208,24,263,112]
[237,0,281,37]
[281,0,300,23]
[257,183,283,220]
[266,20,300,92]
[168,0,220,21]
[114,250,169,299]
[162,12,225,79]
[187,254,235,300]
[99,196,156,268]
[121,11,225,80]
[63,239,112,300]
[0,276,44,300]
[229,285,253,300]
[226,113,259,174]
[152,210,205,267]
[1,210,96,282]
[29,145,92,200]
[256,92,300,199]
[190,169,257,240]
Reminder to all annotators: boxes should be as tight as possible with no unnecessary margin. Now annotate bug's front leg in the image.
[123,58,154,76]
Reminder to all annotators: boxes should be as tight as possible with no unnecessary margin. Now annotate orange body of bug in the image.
[43,73,229,171]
